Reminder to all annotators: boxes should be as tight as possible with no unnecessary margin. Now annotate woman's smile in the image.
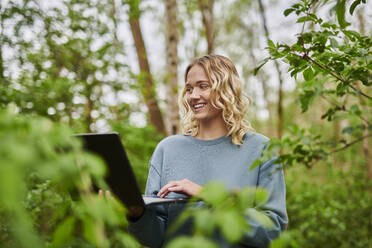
[192,102,207,112]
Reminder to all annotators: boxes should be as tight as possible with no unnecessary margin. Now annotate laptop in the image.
[76,132,187,208]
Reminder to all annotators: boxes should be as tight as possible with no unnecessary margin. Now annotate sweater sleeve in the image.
[240,157,288,248]
[127,162,168,248]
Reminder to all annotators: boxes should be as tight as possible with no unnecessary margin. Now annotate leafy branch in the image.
[301,53,372,100]
[319,95,371,127]
[308,133,372,167]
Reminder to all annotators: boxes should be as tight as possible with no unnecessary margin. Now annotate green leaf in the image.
[343,30,361,41]
[297,16,312,23]
[250,159,264,170]
[254,59,269,75]
[237,187,256,209]
[270,232,297,248]
[254,188,269,206]
[267,40,275,49]
[303,68,315,81]
[115,233,139,248]
[52,216,75,247]
[194,209,215,235]
[299,90,315,113]
[349,104,362,116]
[217,210,246,243]
[284,8,295,17]
[167,236,218,248]
[335,0,351,29]
[336,82,348,96]
[199,182,228,206]
[342,126,354,134]
[246,208,274,229]
[82,217,100,246]
[349,0,361,15]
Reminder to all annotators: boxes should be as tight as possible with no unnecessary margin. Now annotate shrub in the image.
[0,106,139,248]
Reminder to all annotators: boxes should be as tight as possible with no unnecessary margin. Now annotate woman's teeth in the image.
[193,103,206,110]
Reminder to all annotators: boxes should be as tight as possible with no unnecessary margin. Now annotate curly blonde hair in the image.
[179,54,253,145]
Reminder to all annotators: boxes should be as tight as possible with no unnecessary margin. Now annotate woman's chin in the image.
[192,111,207,120]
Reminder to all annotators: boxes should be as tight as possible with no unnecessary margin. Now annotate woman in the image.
[128,55,288,248]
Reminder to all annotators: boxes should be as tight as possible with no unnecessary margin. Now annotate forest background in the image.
[0,0,371,247]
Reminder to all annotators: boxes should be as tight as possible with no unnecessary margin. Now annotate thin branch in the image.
[293,53,372,100]
[304,54,345,81]
[320,95,372,126]
[329,133,372,154]
[307,133,372,168]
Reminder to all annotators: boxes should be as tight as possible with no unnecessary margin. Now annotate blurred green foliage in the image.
[167,182,274,247]
[0,0,371,247]
[286,164,372,248]
[0,107,139,248]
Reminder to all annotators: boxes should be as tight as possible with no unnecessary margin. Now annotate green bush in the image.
[0,106,139,248]
[286,164,372,248]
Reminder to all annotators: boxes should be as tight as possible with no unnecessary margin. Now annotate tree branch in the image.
[307,133,372,168]
[329,133,372,155]
[320,95,371,127]
[296,53,372,100]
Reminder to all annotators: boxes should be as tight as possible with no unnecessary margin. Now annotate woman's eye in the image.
[200,84,209,89]
[186,88,192,93]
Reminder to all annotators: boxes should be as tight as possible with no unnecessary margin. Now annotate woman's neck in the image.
[196,117,228,140]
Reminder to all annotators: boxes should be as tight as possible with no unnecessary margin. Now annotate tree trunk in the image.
[85,89,94,132]
[0,13,5,84]
[355,6,371,192]
[0,43,4,84]
[165,0,179,135]
[110,0,120,46]
[257,0,284,139]
[198,0,215,54]
[248,47,274,136]
[128,0,166,135]
[357,7,365,35]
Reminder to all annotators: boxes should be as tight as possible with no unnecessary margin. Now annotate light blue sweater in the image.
[128,132,288,248]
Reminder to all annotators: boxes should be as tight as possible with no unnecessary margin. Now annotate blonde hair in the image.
[179,54,253,145]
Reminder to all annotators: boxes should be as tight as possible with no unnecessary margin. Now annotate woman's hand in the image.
[157,179,202,198]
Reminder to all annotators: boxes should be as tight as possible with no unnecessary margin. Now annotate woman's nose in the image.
[190,88,201,99]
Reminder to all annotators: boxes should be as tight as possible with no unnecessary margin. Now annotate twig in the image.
[320,95,371,126]
[290,52,372,100]
[307,133,372,168]
[329,133,372,155]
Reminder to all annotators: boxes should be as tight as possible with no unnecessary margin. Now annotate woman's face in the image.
[185,65,222,123]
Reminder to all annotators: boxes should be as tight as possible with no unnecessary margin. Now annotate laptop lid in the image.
[76,132,146,208]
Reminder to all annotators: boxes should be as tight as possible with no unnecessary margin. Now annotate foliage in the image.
[0,0,132,132]
[167,182,274,247]
[252,0,372,246]
[285,163,372,248]
[254,0,371,169]
[0,107,139,248]
[0,0,371,247]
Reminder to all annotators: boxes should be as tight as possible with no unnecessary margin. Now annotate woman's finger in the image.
[105,190,112,199]
[98,189,104,197]
[158,181,178,196]
[160,184,178,198]
[168,186,183,192]
[160,188,171,198]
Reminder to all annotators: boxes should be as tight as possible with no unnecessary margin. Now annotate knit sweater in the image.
[128,132,288,248]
